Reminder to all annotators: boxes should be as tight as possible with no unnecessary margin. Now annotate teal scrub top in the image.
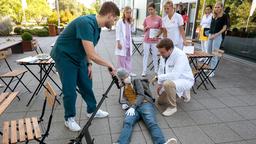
[50,14,101,64]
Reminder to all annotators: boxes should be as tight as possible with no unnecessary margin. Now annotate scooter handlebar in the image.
[108,67,121,89]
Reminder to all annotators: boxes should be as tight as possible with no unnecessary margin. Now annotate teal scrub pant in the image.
[54,55,96,120]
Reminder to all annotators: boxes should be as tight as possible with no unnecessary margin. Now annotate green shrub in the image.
[14,26,23,35]
[22,29,31,34]
[0,17,13,36]
[36,28,49,37]
[21,32,33,41]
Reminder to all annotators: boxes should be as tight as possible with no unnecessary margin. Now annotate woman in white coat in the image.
[115,6,136,76]
[162,0,187,49]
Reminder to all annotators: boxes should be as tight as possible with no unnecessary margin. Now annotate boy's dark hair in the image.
[148,2,156,9]
[99,1,120,16]
[206,5,212,9]
[156,38,174,50]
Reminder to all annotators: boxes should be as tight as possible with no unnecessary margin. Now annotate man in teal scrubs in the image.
[50,2,120,131]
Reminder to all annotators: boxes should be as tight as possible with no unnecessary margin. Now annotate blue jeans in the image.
[117,103,165,144]
[208,34,222,72]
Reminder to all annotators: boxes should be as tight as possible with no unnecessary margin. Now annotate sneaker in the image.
[162,107,177,116]
[182,90,191,103]
[64,117,81,132]
[165,138,177,144]
[121,104,129,110]
[130,73,137,77]
[209,73,215,77]
[87,109,109,118]
[141,73,146,77]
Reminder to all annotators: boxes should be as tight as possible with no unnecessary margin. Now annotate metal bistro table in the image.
[187,51,214,90]
[17,55,62,106]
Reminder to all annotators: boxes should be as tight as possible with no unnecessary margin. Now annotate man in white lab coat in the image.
[155,38,194,116]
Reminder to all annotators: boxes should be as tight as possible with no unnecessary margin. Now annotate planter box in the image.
[22,39,36,52]
[10,42,23,54]
[48,24,57,36]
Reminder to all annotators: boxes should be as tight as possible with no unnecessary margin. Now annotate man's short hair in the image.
[206,5,212,9]
[156,38,174,50]
[99,1,120,17]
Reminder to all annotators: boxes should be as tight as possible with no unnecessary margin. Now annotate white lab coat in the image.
[115,19,135,56]
[162,13,184,49]
[158,47,194,97]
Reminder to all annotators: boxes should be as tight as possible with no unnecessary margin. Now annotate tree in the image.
[59,0,85,16]
[0,0,23,24]
[26,0,52,25]
[60,10,75,24]
[91,0,101,13]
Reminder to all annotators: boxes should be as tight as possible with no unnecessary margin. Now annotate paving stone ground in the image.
[1,30,256,144]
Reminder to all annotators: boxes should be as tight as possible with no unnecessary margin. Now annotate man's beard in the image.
[105,22,112,30]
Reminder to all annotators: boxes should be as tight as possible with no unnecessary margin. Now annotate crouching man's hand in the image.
[150,76,158,85]
[157,84,162,95]
[125,108,135,116]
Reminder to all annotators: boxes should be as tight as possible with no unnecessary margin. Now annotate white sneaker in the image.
[209,73,215,77]
[121,104,129,110]
[182,90,191,103]
[141,73,146,77]
[87,109,109,118]
[162,107,177,116]
[165,138,177,144]
[130,73,137,77]
[64,117,81,132]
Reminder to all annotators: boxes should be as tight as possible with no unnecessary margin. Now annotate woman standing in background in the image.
[115,6,136,76]
[142,2,162,77]
[199,5,212,53]
[208,2,227,77]
[162,0,187,49]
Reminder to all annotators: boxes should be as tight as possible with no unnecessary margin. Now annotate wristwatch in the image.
[87,62,92,66]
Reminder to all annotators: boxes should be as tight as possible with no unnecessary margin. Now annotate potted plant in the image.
[21,32,36,51]
[48,24,57,36]
[48,11,58,36]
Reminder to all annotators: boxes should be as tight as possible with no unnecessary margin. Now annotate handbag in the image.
[203,28,210,37]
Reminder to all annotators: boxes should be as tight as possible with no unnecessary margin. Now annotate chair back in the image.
[0,51,12,71]
[40,82,57,141]
[212,49,224,58]
[33,40,44,54]
[212,49,225,70]
[0,51,7,60]
[44,82,57,108]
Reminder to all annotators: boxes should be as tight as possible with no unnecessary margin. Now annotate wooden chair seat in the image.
[196,64,211,70]
[192,68,199,76]
[0,70,27,78]
[3,117,41,144]
[0,92,19,115]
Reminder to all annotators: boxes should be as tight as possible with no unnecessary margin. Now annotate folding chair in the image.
[0,51,31,95]
[197,49,224,89]
[191,68,199,94]
[132,38,143,56]
[2,82,58,144]
[33,40,44,54]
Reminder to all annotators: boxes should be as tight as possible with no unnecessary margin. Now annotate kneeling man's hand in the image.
[125,108,135,116]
